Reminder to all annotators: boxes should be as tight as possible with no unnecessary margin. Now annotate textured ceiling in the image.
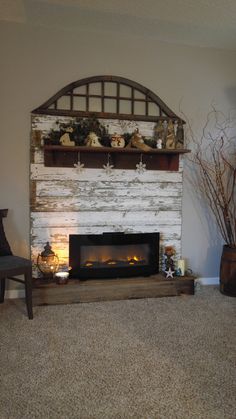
[1,0,236,50]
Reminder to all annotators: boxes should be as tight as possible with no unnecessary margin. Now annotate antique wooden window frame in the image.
[33,75,185,123]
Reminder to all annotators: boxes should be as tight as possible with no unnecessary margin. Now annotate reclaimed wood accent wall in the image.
[31,115,183,276]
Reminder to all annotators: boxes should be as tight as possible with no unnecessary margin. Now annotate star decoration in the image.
[103,162,114,175]
[136,161,146,174]
[74,161,85,173]
[165,268,175,278]
[74,152,85,173]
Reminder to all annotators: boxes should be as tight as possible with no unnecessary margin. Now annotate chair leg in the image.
[24,271,33,320]
[0,278,6,303]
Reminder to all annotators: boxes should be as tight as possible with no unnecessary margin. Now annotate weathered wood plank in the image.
[32,115,72,132]
[31,225,181,243]
[31,116,156,136]
[31,196,182,212]
[31,130,42,147]
[32,275,194,306]
[33,149,44,164]
[31,210,182,227]
[30,181,36,209]
[35,180,183,198]
[31,164,183,181]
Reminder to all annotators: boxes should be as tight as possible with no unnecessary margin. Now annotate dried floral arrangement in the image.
[186,109,236,248]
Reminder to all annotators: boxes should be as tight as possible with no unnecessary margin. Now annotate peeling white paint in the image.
[31,116,185,274]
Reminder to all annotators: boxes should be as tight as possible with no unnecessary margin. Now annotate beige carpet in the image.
[0,285,235,419]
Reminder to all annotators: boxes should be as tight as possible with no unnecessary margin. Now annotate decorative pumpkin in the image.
[111,133,125,148]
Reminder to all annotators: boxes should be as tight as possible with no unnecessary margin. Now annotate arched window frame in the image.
[32,75,185,124]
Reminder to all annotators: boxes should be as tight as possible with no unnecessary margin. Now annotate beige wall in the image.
[1,20,236,286]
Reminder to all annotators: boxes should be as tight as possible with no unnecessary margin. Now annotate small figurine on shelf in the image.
[86,131,103,147]
[156,138,163,149]
[59,126,75,146]
[164,245,175,278]
[127,128,152,151]
[154,120,165,146]
[111,133,125,148]
[165,120,176,149]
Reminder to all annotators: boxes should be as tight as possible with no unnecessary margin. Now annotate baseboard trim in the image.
[198,277,219,285]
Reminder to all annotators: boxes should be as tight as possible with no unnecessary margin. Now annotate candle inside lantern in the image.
[55,271,69,284]
[177,259,185,276]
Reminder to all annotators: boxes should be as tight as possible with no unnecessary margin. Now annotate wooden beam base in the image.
[33,274,195,306]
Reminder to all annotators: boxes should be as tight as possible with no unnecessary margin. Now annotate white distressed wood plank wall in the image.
[31,116,184,273]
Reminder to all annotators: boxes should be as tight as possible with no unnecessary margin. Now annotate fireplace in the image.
[69,232,159,280]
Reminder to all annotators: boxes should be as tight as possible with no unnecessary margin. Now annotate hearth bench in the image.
[32,274,195,306]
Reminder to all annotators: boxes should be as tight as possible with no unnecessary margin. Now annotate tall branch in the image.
[184,109,236,247]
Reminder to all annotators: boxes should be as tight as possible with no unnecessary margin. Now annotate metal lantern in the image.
[37,242,59,278]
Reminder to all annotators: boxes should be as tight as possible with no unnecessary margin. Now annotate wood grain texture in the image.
[31,164,183,181]
[30,116,185,274]
[33,275,195,305]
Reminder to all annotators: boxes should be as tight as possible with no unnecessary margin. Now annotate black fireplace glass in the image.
[69,232,159,280]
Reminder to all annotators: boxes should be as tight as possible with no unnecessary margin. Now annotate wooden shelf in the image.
[43,145,190,154]
[33,274,195,306]
[43,146,190,171]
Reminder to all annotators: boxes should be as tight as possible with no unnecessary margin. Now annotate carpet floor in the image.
[0,285,235,419]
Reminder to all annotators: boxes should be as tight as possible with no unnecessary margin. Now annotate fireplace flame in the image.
[82,254,146,268]
[128,255,141,265]
[107,260,117,265]
[84,261,94,267]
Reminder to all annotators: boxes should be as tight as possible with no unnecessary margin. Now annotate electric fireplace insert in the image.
[69,232,159,280]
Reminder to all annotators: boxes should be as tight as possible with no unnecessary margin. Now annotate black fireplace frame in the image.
[69,232,159,280]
